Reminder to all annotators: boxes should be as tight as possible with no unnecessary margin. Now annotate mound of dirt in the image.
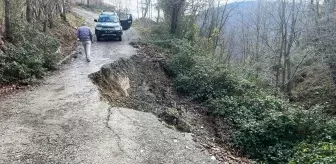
[89,42,251,163]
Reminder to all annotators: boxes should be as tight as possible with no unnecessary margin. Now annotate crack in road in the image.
[105,107,134,160]
[116,108,147,129]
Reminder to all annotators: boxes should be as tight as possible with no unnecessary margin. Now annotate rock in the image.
[176,119,192,133]
[55,46,61,54]
[166,108,179,117]
[210,156,216,160]
[159,108,179,125]
[1,44,8,51]
[158,108,192,132]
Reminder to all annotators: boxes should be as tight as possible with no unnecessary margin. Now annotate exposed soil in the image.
[89,42,251,163]
[0,84,33,97]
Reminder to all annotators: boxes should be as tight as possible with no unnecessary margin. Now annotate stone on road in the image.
[0,8,217,164]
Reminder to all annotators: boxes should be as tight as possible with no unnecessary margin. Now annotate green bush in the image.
[31,33,60,70]
[211,89,335,163]
[0,20,60,84]
[290,142,336,164]
[156,37,336,163]
[169,51,243,101]
[0,46,43,83]
[210,94,285,125]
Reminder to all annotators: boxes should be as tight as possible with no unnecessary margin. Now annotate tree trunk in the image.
[276,0,286,90]
[330,58,336,88]
[142,0,151,18]
[276,35,284,90]
[48,13,54,28]
[282,25,287,91]
[170,0,185,35]
[26,0,32,23]
[137,0,139,19]
[171,6,178,34]
[157,7,160,23]
[285,0,298,97]
[43,21,48,32]
[4,0,11,40]
[200,7,209,36]
[316,0,320,18]
[325,0,330,22]
[254,0,261,76]
[87,0,89,6]
[61,0,67,21]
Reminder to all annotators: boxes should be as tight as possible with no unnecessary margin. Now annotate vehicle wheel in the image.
[96,35,101,41]
[118,36,122,41]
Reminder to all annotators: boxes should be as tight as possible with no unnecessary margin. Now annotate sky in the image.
[103,0,243,19]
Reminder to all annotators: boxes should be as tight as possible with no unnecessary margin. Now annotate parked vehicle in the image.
[94,12,133,41]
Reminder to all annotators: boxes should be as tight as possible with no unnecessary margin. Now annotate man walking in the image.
[77,22,93,62]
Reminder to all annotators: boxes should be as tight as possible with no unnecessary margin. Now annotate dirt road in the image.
[0,8,217,164]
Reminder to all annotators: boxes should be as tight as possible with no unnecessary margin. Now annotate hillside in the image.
[0,1,83,95]
[135,0,336,163]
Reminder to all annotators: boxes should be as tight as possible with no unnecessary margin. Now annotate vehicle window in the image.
[98,15,118,23]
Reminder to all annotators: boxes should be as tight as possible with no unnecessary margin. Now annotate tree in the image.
[141,0,151,18]
[61,0,67,22]
[158,0,186,35]
[3,0,11,40]
[170,0,185,34]
[26,0,32,23]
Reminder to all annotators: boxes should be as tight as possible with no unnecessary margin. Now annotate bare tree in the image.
[171,0,186,34]
[158,0,186,34]
[140,0,152,18]
[26,0,32,22]
[61,0,67,21]
[4,0,11,40]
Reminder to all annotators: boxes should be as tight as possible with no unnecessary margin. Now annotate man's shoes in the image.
[87,59,91,62]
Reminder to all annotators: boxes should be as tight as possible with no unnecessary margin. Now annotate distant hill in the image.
[197,1,258,33]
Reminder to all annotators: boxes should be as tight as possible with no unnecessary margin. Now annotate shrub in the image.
[0,20,60,84]
[173,57,233,101]
[0,44,45,83]
[210,94,285,125]
[31,33,60,70]
[290,142,336,164]
[213,94,335,163]
[152,37,336,163]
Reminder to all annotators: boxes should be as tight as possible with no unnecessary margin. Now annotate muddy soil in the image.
[89,42,251,163]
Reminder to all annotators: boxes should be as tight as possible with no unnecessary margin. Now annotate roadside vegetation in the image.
[135,0,336,163]
[0,0,83,85]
